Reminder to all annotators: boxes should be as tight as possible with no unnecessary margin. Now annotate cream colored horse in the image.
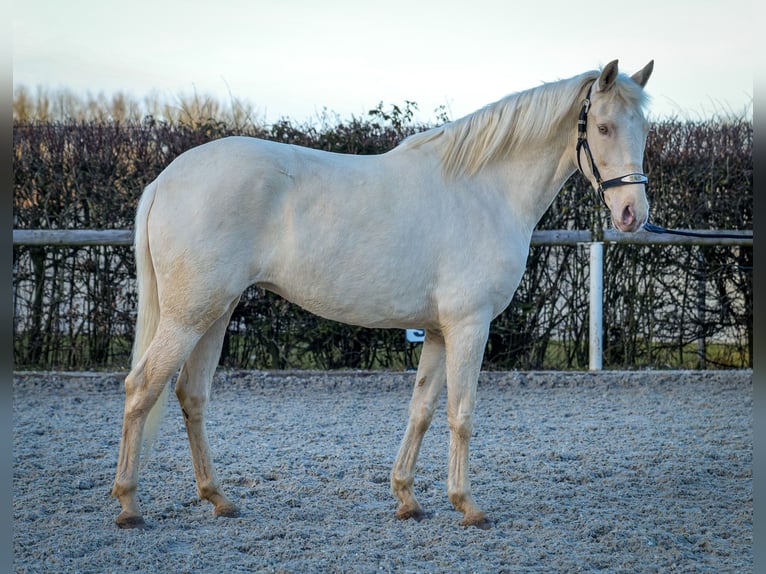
[113,59,653,529]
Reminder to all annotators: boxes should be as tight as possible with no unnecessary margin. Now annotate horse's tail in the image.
[131,179,169,456]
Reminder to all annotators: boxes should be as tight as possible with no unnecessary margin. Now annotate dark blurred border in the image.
[2,26,14,573]
[753,52,764,570]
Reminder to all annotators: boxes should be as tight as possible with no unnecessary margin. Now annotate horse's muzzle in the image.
[612,197,648,232]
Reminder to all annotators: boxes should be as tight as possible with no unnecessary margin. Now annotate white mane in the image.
[397,69,648,178]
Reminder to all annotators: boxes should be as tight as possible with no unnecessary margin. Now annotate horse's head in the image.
[576,59,653,232]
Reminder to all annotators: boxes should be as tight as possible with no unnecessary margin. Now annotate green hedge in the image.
[12,109,752,370]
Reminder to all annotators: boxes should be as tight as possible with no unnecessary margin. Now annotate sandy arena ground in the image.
[13,369,752,573]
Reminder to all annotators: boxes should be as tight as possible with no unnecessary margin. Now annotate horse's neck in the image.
[486,133,576,231]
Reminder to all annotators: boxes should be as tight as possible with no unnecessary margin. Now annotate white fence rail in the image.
[12,228,754,247]
[13,229,753,370]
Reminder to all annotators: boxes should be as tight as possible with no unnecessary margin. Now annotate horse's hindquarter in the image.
[148,136,530,329]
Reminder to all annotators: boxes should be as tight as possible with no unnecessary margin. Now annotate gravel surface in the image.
[13,369,752,573]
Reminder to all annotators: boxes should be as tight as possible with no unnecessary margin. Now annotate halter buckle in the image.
[599,173,649,191]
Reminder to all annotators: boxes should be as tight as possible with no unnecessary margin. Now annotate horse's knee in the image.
[410,403,436,434]
[448,412,473,441]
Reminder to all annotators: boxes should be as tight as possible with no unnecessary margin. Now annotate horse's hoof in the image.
[395,504,425,522]
[460,512,492,530]
[213,503,241,518]
[116,511,147,529]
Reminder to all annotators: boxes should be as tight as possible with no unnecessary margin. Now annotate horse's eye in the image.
[597,125,609,135]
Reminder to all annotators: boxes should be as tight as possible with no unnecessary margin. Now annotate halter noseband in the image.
[576,83,648,206]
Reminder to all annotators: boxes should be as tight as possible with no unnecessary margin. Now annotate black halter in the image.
[576,84,648,207]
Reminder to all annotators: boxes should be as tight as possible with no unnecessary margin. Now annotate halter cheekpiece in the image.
[576,83,648,206]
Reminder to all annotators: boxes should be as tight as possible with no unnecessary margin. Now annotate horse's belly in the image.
[256,263,435,330]
[256,231,527,331]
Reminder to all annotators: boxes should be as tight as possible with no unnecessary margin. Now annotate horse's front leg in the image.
[444,320,492,529]
[391,330,446,520]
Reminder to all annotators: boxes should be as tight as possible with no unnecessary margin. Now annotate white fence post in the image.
[589,242,604,371]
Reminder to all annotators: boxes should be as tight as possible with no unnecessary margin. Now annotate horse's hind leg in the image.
[175,297,240,518]
[112,320,202,528]
[391,330,446,520]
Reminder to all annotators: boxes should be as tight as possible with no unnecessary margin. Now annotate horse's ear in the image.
[597,60,620,92]
[630,60,654,88]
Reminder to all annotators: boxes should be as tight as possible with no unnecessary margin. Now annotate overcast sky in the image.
[13,0,753,124]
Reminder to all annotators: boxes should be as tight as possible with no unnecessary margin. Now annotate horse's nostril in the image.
[622,205,635,227]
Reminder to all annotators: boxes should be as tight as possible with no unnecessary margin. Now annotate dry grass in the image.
[13,84,265,129]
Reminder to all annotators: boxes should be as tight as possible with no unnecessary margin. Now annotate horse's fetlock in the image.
[448,487,474,512]
[390,470,413,492]
[198,483,223,501]
[111,479,137,500]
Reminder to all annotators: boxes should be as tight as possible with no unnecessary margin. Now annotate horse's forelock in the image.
[607,72,651,112]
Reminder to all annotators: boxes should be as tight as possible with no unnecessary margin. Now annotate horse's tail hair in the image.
[131,178,169,457]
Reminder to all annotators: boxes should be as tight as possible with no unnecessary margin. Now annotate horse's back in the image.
[142,135,527,329]
[142,136,434,325]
